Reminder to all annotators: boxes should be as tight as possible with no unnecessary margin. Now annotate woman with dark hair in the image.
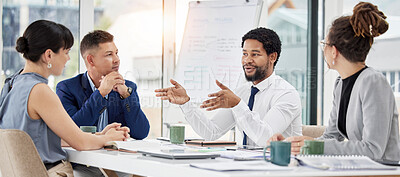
[0,20,129,176]
[269,2,400,164]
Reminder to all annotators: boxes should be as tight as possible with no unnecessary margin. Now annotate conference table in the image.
[64,140,400,177]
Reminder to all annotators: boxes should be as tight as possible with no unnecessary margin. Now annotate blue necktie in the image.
[243,86,259,145]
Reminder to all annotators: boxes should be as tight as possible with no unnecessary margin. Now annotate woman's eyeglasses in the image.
[320,40,332,51]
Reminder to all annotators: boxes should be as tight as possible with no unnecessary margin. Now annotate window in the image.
[268,0,309,124]
[93,0,163,139]
[321,0,400,125]
[1,0,79,90]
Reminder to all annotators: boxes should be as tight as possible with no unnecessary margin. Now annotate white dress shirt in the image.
[180,73,302,147]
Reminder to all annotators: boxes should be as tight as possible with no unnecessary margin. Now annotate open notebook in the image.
[295,155,397,170]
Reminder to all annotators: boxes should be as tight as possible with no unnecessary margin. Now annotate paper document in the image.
[190,161,293,171]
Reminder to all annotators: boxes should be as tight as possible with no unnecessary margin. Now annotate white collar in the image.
[251,72,276,92]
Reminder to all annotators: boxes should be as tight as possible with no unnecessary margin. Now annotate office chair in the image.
[302,125,326,138]
[0,129,49,177]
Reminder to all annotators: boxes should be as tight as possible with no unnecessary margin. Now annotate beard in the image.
[243,63,268,82]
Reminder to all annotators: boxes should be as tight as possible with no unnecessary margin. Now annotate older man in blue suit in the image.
[56,30,149,140]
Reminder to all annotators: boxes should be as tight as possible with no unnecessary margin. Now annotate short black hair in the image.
[15,20,74,62]
[80,30,114,57]
[241,27,282,67]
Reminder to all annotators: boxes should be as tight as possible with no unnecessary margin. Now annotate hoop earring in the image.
[47,63,52,69]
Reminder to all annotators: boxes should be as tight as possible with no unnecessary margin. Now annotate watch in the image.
[120,87,133,100]
[127,86,133,95]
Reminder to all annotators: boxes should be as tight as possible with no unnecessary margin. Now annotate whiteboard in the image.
[174,0,263,102]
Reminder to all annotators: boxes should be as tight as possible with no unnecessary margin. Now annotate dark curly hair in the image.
[328,2,388,63]
[80,30,114,57]
[241,27,282,67]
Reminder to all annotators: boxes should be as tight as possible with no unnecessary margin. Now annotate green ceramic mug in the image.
[263,141,291,166]
[170,125,185,144]
[300,140,324,155]
[80,126,97,134]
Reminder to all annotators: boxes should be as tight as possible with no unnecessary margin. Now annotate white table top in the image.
[64,141,400,177]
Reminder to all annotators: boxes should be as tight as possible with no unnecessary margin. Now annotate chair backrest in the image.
[0,129,49,177]
[302,125,326,138]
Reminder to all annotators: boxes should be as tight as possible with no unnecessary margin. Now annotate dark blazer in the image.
[56,72,149,139]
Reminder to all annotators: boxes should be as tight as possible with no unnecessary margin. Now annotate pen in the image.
[156,137,170,142]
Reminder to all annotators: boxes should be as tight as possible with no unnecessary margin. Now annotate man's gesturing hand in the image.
[200,80,241,111]
[155,79,190,105]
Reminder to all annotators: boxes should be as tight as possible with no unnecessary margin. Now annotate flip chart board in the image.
[175,0,263,101]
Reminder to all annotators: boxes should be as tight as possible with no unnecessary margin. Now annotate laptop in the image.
[138,150,220,160]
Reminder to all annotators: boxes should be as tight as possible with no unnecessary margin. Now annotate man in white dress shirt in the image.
[155,27,302,147]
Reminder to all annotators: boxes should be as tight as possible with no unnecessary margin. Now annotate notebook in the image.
[295,155,397,170]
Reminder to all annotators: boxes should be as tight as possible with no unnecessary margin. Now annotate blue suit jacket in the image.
[56,73,149,139]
